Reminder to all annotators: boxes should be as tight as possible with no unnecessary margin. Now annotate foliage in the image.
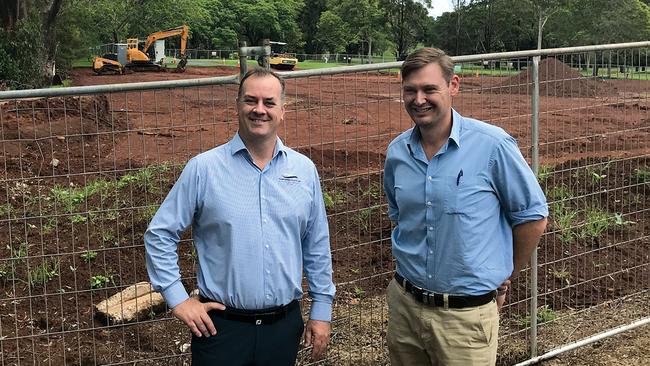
[316,11,351,53]
[634,167,650,182]
[80,250,98,263]
[550,202,577,243]
[546,185,572,201]
[577,206,614,239]
[380,0,431,58]
[515,304,558,327]
[90,274,114,289]
[29,259,60,287]
[0,13,46,89]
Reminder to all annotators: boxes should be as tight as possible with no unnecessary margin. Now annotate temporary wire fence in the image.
[0,41,648,365]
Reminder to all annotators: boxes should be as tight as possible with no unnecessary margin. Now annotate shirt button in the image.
[265,244,269,249]
[429,250,433,254]
[261,195,266,199]
[266,269,270,274]
[266,294,272,299]
[263,219,268,223]
[428,226,433,231]
[427,176,433,181]
[428,275,432,279]
[426,201,432,206]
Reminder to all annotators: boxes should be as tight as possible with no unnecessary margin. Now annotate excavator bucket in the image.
[175,56,188,73]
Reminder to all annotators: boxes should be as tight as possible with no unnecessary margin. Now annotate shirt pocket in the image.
[443,175,482,214]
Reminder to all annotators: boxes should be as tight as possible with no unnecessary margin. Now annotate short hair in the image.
[238,68,286,100]
[400,48,455,83]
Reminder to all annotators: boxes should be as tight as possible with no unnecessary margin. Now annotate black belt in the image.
[394,273,495,308]
[199,296,298,326]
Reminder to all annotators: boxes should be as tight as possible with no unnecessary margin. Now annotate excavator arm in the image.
[142,25,189,57]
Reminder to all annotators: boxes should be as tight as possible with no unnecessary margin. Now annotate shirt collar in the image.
[228,132,288,158]
[407,108,462,150]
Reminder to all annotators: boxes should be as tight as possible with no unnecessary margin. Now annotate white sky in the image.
[428,0,454,18]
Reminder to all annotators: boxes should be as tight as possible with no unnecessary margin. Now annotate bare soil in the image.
[0,64,648,365]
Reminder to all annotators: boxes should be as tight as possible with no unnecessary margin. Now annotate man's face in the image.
[237,75,285,141]
[402,62,459,129]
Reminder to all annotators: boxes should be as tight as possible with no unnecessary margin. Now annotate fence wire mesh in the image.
[0,44,648,365]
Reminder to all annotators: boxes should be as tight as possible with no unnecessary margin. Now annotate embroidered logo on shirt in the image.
[279,173,301,183]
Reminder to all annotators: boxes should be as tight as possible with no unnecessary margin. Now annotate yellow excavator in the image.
[93,25,189,75]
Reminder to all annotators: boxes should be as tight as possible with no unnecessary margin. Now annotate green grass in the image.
[579,68,650,80]
[546,185,573,201]
[551,202,578,243]
[29,259,59,287]
[537,165,553,181]
[73,59,92,68]
[577,207,614,239]
[515,305,558,327]
[323,189,347,210]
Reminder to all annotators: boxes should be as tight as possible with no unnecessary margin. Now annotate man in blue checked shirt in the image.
[383,48,548,366]
[144,68,335,365]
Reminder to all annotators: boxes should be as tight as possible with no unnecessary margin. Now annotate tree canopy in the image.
[1,0,649,89]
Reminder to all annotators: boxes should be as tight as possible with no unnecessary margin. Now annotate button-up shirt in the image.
[145,133,335,321]
[383,109,548,296]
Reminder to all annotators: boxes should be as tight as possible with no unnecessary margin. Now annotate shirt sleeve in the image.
[383,149,398,222]
[489,136,549,226]
[301,165,336,321]
[144,158,200,308]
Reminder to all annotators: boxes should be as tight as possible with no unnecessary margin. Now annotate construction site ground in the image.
[0,63,648,365]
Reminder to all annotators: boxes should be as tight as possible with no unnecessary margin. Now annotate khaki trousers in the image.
[386,279,499,366]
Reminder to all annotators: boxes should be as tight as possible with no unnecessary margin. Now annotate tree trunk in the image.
[42,0,63,83]
[537,14,543,50]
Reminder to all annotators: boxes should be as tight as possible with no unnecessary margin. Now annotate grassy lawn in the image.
[71,57,650,81]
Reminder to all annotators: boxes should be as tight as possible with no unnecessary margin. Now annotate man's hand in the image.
[496,279,511,312]
[171,297,225,337]
[303,319,331,360]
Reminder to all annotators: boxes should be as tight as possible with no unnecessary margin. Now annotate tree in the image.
[327,0,387,62]
[298,0,326,53]
[0,0,65,88]
[231,0,305,49]
[379,0,431,59]
[316,10,350,54]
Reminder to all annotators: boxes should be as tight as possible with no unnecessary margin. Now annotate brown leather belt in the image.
[199,296,299,326]
[395,273,496,308]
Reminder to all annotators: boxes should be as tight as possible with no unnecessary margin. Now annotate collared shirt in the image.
[383,109,548,296]
[145,133,335,321]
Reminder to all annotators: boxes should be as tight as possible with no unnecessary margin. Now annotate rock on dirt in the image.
[95,281,165,325]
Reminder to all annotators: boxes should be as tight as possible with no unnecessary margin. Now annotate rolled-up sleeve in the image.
[489,136,548,226]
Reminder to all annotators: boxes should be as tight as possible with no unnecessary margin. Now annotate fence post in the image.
[530,55,540,358]
[239,41,248,81]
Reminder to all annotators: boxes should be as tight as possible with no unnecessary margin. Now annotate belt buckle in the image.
[255,319,262,326]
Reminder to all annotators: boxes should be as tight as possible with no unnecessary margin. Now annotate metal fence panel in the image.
[0,42,648,365]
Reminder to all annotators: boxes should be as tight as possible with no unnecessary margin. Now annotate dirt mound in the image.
[491,57,607,98]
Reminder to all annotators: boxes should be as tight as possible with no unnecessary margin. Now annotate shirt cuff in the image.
[309,300,332,322]
[161,281,189,309]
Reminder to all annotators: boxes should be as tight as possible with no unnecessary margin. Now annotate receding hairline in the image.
[238,69,286,101]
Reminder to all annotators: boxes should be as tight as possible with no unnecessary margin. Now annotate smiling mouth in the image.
[411,105,434,113]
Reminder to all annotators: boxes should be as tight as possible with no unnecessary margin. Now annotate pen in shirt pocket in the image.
[456,169,463,186]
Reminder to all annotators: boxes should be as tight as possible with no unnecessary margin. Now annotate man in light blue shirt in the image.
[145,69,335,365]
[383,48,548,365]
